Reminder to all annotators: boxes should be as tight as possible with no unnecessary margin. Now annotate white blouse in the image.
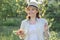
[28,24,39,40]
[19,18,49,40]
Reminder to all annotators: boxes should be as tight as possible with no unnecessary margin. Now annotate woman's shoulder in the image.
[38,18,48,24]
[21,19,28,23]
[38,18,47,21]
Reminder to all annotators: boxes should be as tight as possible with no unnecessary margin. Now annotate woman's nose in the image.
[29,10,33,13]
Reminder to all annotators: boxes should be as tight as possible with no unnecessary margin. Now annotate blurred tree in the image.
[0,0,26,21]
[45,0,60,31]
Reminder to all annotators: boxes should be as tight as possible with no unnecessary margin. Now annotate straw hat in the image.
[28,2,38,8]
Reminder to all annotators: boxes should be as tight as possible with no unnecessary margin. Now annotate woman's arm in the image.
[16,21,25,39]
[44,23,49,40]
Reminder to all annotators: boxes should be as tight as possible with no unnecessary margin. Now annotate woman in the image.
[16,2,49,40]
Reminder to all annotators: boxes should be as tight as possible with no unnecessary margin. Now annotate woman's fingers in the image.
[16,29,24,36]
[16,31,20,35]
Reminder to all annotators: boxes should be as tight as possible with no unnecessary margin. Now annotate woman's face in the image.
[25,6,38,17]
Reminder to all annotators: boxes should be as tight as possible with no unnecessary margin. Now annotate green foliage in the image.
[2,18,21,26]
[49,31,60,40]
[0,0,26,20]
[45,0,60,31]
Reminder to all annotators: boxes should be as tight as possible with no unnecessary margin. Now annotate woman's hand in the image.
[16,29,24,35]
[16,29,25,39]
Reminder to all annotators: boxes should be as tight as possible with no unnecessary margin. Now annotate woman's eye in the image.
[32,9,35,10]
[27,9,30,11]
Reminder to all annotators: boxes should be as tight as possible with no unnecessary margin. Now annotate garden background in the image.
[0,0,60,40]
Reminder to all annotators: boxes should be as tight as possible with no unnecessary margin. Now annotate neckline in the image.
[28,18,38,25]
